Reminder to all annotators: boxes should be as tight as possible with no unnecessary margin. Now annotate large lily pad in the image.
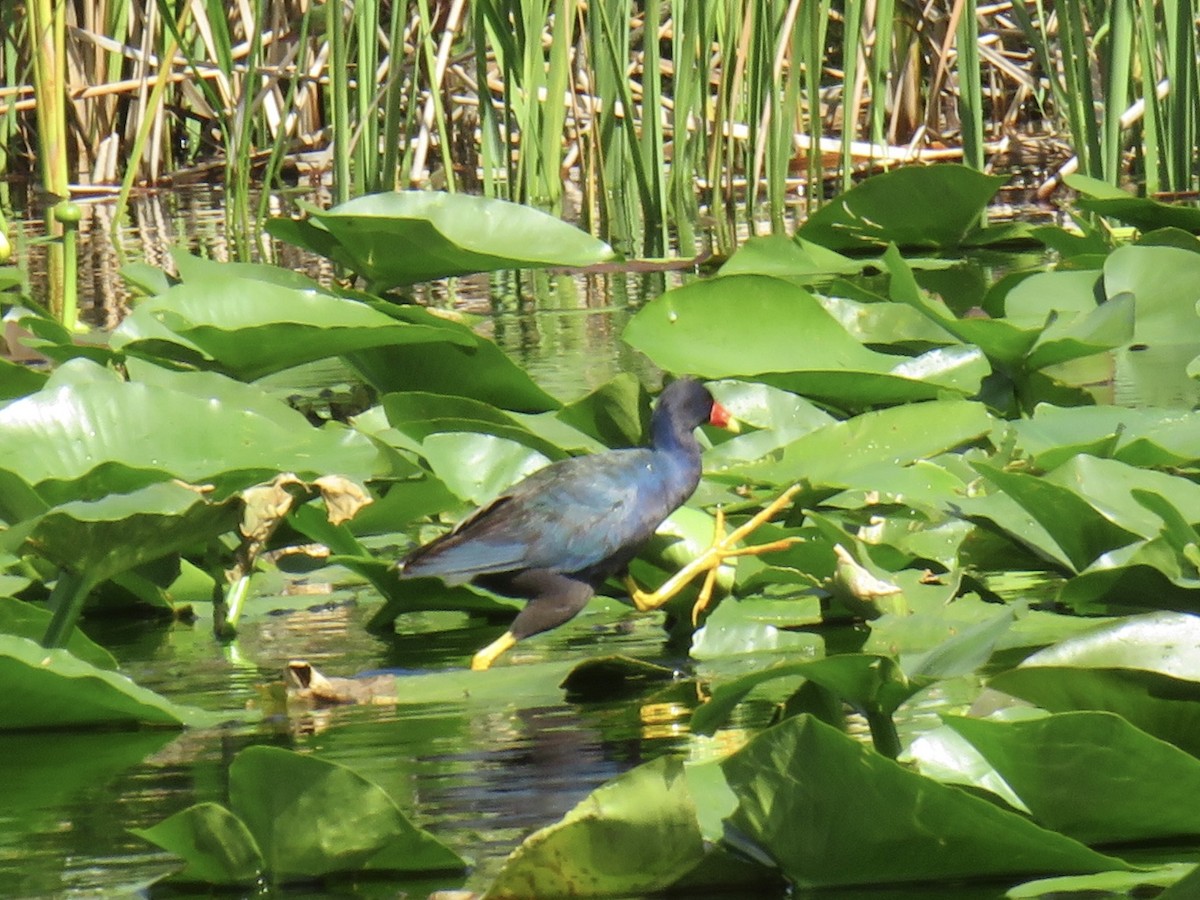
[623,274,989,408]
[0,358,383,504]
[266,191,616,288]
[0,635,208,730]
[722,715,1128,889]
[945,711,1200,844]
[733,399,994,488]
[795,165,1007,251]
[482,755,704,899]
[1104,244,1200,345]
[989,612,1200,756]
[228,745,465,880]
[111,274,466,380]
[347,304,561,412]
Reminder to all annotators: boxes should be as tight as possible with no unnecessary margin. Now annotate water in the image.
[0,592,718,898]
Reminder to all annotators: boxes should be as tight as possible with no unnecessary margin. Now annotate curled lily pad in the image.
[132,802,263,887]
[267,191,617,289]
[989,612,1200,755]
[0,635,208,730]
[111,273,466,380]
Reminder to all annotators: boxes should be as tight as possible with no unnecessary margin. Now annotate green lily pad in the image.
[482,755,704,899]
[11,481,239,588]
[266,191,616,288]
[969,461,1142,573]
[420,431,551,505]
[229,745,465,880]
[347,305,561,412]
[132,802,264,886]
[382,391,568,460]
[112,273,466,380]
[721,715,1128,889]
[0,596,117,669]
[0,358,383,504]
[946,711,1200,844]
[718,234,864,278]
[1103,244,1200,345]
[1077,194,1200,234]
[0,635,207,730]
[623,274,989,408]
[691,653,917,737]
[1008,865,1198,899]
[795,165,1007,251]
[989,612,1200,755]
[736,399,994,489]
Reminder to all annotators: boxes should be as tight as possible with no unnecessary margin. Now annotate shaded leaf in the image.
[796,165,1006,251]
[132,802,263,886]
[229,745,464,880]
[0,635,208,730]
[482,756,704,899]
[0,596,118,669]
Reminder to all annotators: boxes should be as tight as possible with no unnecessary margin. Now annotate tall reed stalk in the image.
[4,1,1194,264]
[26,0,75,324]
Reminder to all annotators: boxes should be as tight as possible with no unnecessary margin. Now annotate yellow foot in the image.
[628,483,804,625]
[471,631,517,670]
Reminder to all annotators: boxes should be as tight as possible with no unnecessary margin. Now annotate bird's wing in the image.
[400,450,673,581]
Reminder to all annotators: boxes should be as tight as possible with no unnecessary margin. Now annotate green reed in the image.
[5,0,1197,266]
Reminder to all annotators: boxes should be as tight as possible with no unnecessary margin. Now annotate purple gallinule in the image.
[398,379,757,669]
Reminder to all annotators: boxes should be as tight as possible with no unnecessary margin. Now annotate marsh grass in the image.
[3,1,1199,304]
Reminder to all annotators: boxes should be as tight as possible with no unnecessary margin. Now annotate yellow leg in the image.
[471,631,517,670]
[627,483,804,622]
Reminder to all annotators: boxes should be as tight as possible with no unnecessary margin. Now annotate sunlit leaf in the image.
[623,275,989,408]
[0,358,383,505]
[722,715,1128,888]
[946,711,1200,843]
[112,273,465,380]
[718,234,863,278]
[1103,245,1200,345]
[989,612,1200,755]
[735,399,994,488]
[970,461,1142,573]
[267,192,616,288]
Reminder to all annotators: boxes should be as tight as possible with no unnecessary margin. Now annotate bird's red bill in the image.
[709,401,738,432]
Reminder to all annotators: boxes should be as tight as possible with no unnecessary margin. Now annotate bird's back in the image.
[399,446,699,584]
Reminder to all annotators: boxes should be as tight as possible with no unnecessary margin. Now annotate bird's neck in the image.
[651,414,702,467]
